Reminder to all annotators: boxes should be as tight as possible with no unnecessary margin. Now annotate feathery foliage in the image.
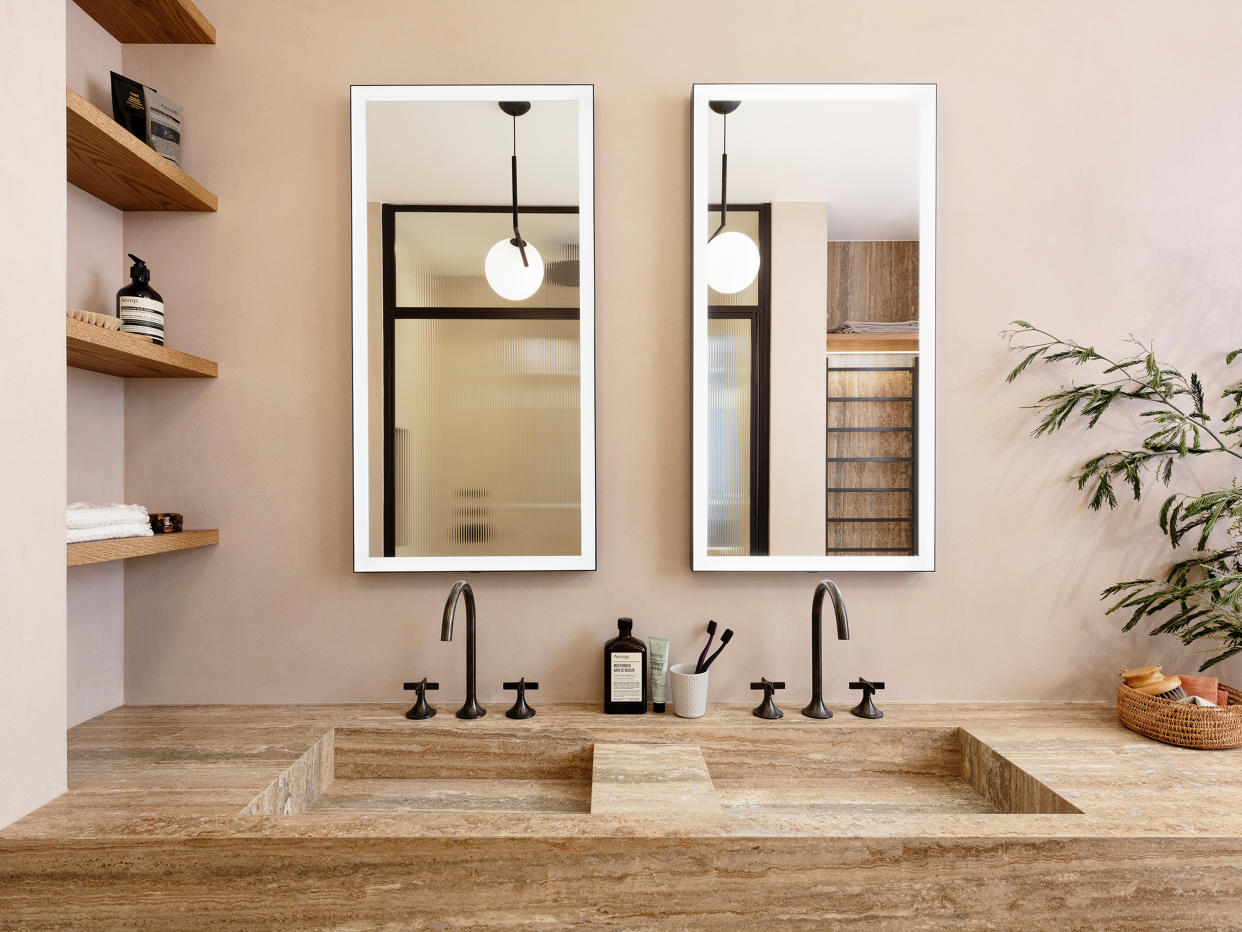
[1003,322,1242,670]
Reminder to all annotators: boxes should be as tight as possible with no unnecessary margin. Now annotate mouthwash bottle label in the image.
[610,652,643,702]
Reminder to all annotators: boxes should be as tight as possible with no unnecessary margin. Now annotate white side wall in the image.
[0,0,68,829]
[768,202,829,555]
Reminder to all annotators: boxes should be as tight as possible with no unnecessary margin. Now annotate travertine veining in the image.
[590,743,720,814]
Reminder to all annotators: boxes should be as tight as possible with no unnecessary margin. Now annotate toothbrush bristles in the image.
[699,629,735,672]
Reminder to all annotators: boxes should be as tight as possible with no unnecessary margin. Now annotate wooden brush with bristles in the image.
[67,309,121,331]
[1120,665,1188,702]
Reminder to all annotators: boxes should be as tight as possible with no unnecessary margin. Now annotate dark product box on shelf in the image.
[110,71,183,167]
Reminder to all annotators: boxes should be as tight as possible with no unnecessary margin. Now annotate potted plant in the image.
[1003,321,1242,671]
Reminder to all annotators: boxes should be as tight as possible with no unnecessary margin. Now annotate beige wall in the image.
[66,0,125,728]
[119,0,1242,707]
[768,202,829,555]
[0,0,67,828]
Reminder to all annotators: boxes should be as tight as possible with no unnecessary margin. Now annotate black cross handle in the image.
[750,677,786,720]
[849,678,885,719]
[503,678,539,720]
[403,677,440,721]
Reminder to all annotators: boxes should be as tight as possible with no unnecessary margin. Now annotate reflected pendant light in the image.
[706,100,760,295]
[485,101,544,301]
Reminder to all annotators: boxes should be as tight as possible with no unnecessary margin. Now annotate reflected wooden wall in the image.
[826,241,919,329]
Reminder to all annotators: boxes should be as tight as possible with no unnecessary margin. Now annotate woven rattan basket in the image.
[1117,682,1242,750]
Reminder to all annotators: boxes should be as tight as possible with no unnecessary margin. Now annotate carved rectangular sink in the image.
[702,727,1080,816]
[246,725,595,816]
[322,726,593,815]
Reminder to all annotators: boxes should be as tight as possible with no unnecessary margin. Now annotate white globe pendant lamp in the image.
[707,100,760,295]
[707,230,761,295]
[485,101,544,301]
[485,237,543,301]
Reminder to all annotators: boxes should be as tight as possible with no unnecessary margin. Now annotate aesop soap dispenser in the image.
[117,254,165,345]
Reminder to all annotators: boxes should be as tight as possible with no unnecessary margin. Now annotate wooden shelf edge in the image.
[66,88,218,212]
[67,317,218,378]
[826,332,920,353]
[67,529,219,567]
[72,0,216,44]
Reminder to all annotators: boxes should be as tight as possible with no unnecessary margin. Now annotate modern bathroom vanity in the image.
[3,703,1240,928]
[10,3,1241,928]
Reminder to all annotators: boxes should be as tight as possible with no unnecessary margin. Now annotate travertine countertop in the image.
[4,702,1239,842]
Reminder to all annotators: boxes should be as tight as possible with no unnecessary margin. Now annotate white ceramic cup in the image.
[669,662,710,718]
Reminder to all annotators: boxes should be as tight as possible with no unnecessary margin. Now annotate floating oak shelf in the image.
[73,0,215,44]
[67,529,219,567]
[67,318,218,378]
[66,89,217,212]
[826,332,920,354]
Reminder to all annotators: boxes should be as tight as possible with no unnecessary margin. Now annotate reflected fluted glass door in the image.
[393,318,580,557]
[707,317,751,555]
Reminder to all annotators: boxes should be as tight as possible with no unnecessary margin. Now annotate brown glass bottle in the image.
[116,254,165,346]
[604,618,648,714]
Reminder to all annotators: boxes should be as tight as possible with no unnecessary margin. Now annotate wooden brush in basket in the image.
[1119,665,1187,701]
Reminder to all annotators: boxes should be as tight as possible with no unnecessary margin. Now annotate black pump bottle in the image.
[116,254,165,345]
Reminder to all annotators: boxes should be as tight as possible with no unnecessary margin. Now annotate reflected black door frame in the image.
[380,203,580,558]
[707,203,771,557]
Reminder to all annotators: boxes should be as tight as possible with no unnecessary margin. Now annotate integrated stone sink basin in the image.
[276,726,594,815]
[248,722,1079,819]
[703,726,1080,816]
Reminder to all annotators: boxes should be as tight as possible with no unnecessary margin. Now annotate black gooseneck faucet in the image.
[442,580,485,720]
[803,579,850,719]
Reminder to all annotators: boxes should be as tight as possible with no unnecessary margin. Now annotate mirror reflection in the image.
[693,85,935,571]
[352,87,595,571]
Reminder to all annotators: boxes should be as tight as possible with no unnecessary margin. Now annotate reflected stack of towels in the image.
[830,319,919,334]
[66,502,153,544]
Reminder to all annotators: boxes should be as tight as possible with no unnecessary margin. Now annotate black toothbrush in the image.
[694,619,718,674]
[699,629,734,672]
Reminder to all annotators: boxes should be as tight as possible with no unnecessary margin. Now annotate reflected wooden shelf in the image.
[67,317,217,378]
[67,529,219,567]
[826,332,920,353]
[66,89,217,211]
[73,0,215,44]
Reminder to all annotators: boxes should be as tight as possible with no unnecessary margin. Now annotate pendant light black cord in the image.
[508,113,529,267]
[709,112,728,243]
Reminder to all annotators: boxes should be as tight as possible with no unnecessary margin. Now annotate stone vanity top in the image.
[3,702,1239,842]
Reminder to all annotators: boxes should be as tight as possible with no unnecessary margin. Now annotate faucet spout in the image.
[442,580,485,719]
[803,579,849,719]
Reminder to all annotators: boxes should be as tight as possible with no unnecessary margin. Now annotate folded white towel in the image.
[1178,694,1219,707]
[67,502,150,530]
[66,522,154,544]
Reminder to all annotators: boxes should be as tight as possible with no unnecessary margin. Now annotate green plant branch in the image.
[1007,323,1242,460]
[1003,320,1242,672]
